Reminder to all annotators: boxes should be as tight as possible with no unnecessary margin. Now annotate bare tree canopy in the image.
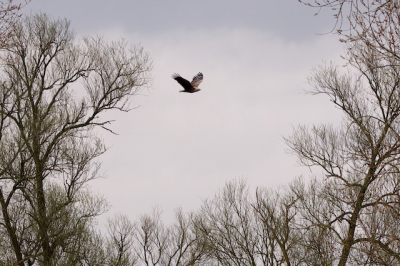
[0,13,151,266]
[285,39,400,266]
[299,0,400,64]
[0,0,31,47]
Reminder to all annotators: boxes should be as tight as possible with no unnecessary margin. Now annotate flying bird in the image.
[172,72,203,93]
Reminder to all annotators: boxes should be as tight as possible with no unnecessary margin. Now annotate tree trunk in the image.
[337,180,369,266]
[0,189,25,266]
[35,171,52,266]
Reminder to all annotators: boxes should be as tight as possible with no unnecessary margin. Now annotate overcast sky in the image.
[24,1,346,222]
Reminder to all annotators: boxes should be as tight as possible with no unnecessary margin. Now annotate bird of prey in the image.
[172,72,203,93]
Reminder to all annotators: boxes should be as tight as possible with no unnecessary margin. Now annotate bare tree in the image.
[286,36,400,264]
[131,208,204,266]
[255,184,302,266]
[299,0,400,63]
[132,209,167,266]
[106,214,137,266]
[194,180,272,266]
[163,209,206,265]
[0,0,31,47]
[0,13,151,266]
[293,1,400,265]
[290,177,343,266]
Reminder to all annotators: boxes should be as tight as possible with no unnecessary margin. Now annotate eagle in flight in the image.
[172,72,203,93]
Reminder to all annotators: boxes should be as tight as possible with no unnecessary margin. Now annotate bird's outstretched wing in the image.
[172,73,193,91]
[191,72,203,88]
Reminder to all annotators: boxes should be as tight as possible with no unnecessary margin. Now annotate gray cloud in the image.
[26,0,336,40]
[23,1,345,222]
